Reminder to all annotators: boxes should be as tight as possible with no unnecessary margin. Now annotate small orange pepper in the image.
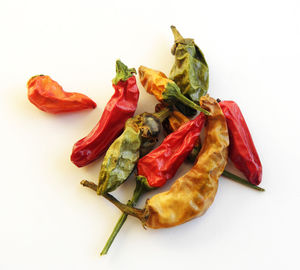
[27,75,96,114]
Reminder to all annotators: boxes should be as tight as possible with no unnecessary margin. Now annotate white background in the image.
[0,0,299,269]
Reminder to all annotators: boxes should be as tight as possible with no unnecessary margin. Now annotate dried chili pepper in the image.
[71,60,139,167]
[138,66,210,115]
[97,108,170,195]
[169,26,209,104]
[219,100,262,185]
[82,112,205,254]
[160,106,264,190]
[102,96,229,228]
[27,75,96,113]
[159,108,202,162]
[137,112,205,188]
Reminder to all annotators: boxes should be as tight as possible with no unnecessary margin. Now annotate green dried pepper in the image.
[169,25,209,104]
[97,108,170,195]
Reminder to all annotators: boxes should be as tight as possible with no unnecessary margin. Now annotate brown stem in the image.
[80,180,97,191]
[80,179,146,222]
[102,193,145,221]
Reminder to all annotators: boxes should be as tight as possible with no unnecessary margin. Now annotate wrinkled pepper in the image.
[27,75,96,113]
[136,113,205,188]
[97,108,170,195]
[138,66,209,115]
[103,96,229,229]
[160,105,264,190]
[219,100,262,185]
[156,104,202,162]
[167,111,202,162]
[71,60,139,167]
[82,112,206,254]
[169,26,209,104]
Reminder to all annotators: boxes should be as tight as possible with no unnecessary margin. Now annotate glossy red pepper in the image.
[71,60,139,167]
[219,100,262,185]
[27,75,96,113]
[137,113,205,187]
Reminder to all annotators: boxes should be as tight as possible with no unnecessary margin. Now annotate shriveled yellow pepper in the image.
[138,66,209,115]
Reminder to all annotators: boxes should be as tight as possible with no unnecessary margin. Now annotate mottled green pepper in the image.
[97,108,170,195]
[169,26,209,104]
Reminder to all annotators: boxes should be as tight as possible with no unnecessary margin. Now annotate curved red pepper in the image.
[137,113,205,187]
[27,75,96,113]
[219,101,262,185]
[71,60,139,167]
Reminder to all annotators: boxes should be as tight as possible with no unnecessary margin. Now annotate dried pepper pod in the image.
[27,75,97,113]
[155,104,202,162]
[219,100,262,185]
[136,112,205,188]
[97,108,170,195]
[71,60,139,167]
[169,26,209,103]
[82,112,205,254]
[160,105,264,190]
[164,110,201,162]
[103,96,229,229]
[138,66,209,115]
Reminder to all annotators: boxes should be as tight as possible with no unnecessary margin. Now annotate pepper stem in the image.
[81,179,97,191]
[164,83,210,115]
[100,177,149,255]
[171,25,184,42]
[112,59,136,85]
[153,107,171,122]
[103,193,145,220]
[222,170,265,191]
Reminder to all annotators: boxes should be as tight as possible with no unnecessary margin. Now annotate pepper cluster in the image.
[27,26,264,256]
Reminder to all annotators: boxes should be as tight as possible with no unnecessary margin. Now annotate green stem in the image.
[100,179,147,255]
[81,179,147,254]
[222,170,265,192]
[103,193,145,219]
[177,93,209,115]
[164,83,210,115]
[112,59,136,85]
[153,107,171,122]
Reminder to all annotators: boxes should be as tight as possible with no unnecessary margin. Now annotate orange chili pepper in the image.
[27,75,96,113]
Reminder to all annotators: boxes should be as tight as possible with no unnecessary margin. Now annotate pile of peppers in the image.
[27,26,264,255]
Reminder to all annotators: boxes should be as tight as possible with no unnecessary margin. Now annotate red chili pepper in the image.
[71,60,139,167]
[27,75,97,113]
[137,113,205,187]
[219,100,262,185]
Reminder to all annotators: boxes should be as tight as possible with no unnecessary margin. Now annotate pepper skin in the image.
[137,112,205,188]
[71,60,139,167]
[138,66,209,115]
[27,75,96,113]
[163,110,191,134]
[97,108,170,195]
[159,108,202,162]
[219,101,262,185]
[169,26,209,103]
[104,95,229,229]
